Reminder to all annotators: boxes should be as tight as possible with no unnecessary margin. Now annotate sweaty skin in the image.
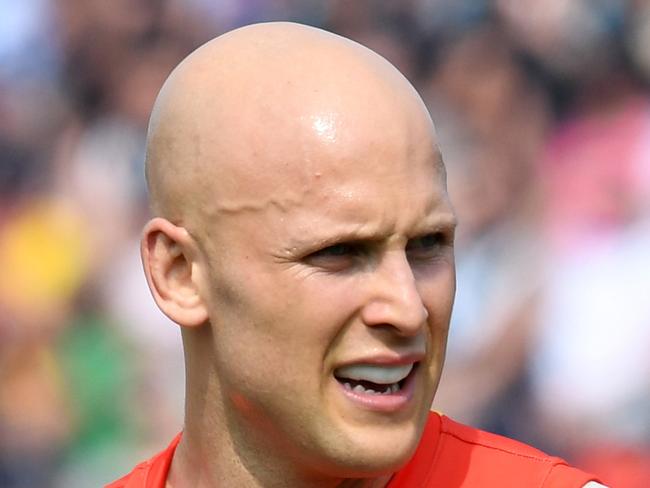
[142,22,456,488]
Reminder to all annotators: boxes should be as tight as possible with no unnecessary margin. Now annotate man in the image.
[108,22,605,487]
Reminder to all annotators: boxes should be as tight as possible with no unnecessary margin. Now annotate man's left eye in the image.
[406,233,448,258]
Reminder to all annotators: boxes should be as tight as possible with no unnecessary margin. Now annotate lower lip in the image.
[335,364,418,412]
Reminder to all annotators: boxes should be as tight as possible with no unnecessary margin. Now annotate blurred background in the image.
[1,0,649,486]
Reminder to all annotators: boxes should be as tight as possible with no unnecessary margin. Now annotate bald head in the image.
[145,22,442,227]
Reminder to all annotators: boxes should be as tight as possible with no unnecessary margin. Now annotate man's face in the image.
[196,105,456,478]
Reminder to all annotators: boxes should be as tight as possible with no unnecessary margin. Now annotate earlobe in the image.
[141,218,209,327]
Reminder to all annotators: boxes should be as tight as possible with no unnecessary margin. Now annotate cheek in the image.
[211,274,350,384]
[421,263,456,325]
[421,265,455,364]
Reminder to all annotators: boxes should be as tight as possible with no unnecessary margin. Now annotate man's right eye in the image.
[314,243,359,257]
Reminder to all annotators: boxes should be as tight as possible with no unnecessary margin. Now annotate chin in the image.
[310,417,424,479]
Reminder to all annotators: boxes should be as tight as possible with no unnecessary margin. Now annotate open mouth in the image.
[333,362,418,396]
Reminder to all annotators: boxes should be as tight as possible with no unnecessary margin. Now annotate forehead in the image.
[183,48,448,238]
[201,132,451,251]
[207,95,440,206]
[278,167,454,250]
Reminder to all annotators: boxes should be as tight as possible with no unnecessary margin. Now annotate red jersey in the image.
[106,412,602,487]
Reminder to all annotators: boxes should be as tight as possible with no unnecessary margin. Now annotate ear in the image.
[141,217,209,327]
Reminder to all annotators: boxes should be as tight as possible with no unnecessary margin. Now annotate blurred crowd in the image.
[1,1,649,486]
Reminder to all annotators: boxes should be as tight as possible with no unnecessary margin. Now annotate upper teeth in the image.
[334,363,414,385]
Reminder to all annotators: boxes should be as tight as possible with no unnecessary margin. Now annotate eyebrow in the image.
[283,211,457,254]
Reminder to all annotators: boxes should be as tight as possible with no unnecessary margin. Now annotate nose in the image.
[360,250,428,336]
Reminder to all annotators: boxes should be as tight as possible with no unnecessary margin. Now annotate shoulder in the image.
[390,413,604,488]
[435,415,604,487]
